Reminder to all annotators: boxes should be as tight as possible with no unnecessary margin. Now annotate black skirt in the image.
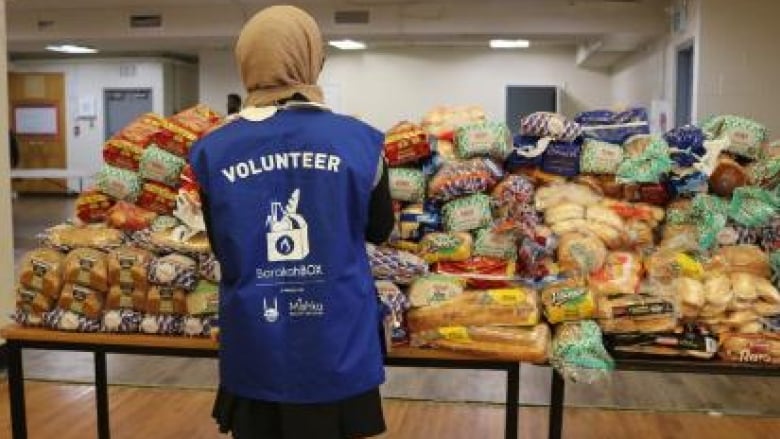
[212,387,386,439]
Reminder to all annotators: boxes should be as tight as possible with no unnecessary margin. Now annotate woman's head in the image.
[235,5,325,107]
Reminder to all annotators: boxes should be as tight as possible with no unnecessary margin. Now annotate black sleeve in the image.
[365,160,394,245]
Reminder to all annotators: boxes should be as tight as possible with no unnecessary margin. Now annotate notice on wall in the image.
[15,106,59,136]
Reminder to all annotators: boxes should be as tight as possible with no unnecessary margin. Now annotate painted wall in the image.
[199,46,614,130]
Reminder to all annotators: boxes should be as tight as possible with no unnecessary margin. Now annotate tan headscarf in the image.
[235,5,325,107]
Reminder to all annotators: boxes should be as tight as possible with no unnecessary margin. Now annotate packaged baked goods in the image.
[95,165,143,202]
[473,228,517,260]
[596,293,678,333]
[388,168,426,202]
[375,280,410,344]
[441,194,492,232]
[710,156,748,197]
[102,309,143,333]
[550,320,614,383]
[645,250,704,283]
[187,281,219,316]
[748,156,780,189]
[58,283,105,320]
[605,325,718,359]
[384,121,432,166]
[719,332,780,364]
[520,112,582,143]
[556,232,607,275]
[114,113,164,147]
[417,232,473,263]
[135,181,178,215]
[576,108,649,144]
[139,146,187,188]
[454,120,511,159]
[674,277,706,318]
[410,324,550,363]
[105,284,147,312]
[46,309,102,332]
[198,253,222,283]
[366,244,429,285]
[63,248,109,292]
[428,158,502,202]
[616,136,672,184]
[75,190,115,223]
[580,139,623,175]
[146,285,188,315]
[434,256,517,289]
[156,105,221,157]
[106,201,158,231]
[42,225,125,253]
[408,275,466,307]
[395,203,442,242]
[147,253,199,292]
[691,193,729,250]
[589,251,642,296]
[107,246,153,288]
[728,187,779,228]
[132,229,211,256]
[492,174,535,206]
[714,245,770,278]
[421,105,486,139]
[16,285,56,314]
[140,314,185,335]
[701,115,767,160]
[541,139,583,177]
[103,138,146,171]
[541,279,595,323]
[18,248,64,299]
[534,183,602,211]
[406,288,539,332]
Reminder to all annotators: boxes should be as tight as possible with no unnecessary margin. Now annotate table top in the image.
[10,169,93,178]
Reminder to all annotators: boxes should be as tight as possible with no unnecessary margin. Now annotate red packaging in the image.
[153,120,199,158]
[136,181,178,215]
[434,256,517,289]
[384,122,431,166]
[103,138,146,171]
[116,113,164,147]
[179,164,201,194]
[155,105,223,157]
[638,184,671,206]
[170,105,222,136]
[106,201,158,231]
[75,190,116,223]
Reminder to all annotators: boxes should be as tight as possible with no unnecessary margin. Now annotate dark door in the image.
[675,43,694,127]
[104,88,153,141]
[506,86,558,134]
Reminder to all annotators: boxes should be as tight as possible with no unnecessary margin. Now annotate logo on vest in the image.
[262,297,280,323]
[266,189,310,262]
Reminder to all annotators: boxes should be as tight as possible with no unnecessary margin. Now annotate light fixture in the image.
[46,44,98,54]
[489,39,530,49]
[328,39,366,50]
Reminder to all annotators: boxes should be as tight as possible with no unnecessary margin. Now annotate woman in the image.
[190,5,394,439]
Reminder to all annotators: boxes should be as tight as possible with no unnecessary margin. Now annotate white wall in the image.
[697,0,780,137]
[199,46,614,130]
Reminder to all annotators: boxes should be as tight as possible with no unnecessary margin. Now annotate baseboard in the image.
[0,342,7,370]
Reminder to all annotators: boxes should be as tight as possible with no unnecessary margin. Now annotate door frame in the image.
[103,87,154,141]
[674,39,695,127]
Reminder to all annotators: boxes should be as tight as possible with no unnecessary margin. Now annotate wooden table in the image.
[1,325,522,439]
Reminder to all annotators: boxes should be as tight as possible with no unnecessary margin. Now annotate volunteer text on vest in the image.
[222,151,342,183]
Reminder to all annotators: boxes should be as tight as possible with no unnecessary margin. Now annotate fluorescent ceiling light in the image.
[489,39,530,49]
[46,44,98,54]
[329,39,366,50]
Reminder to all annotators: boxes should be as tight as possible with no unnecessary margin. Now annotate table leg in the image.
[548,369,565,439]
[94,351,111,439]
[7,341,27,439]
[505,363,520,439]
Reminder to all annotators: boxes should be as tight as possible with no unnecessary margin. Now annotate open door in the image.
[9,72,68,193]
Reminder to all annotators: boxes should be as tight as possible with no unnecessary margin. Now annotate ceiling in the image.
[7,0,672,68]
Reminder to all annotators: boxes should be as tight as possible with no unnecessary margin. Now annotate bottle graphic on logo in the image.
[265,189,310,261]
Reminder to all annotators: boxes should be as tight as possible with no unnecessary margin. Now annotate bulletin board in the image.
[14,104,60,136]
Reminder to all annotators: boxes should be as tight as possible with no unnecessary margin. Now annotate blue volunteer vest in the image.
[190,105,385,403]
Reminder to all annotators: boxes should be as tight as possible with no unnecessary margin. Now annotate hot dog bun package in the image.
[410,324,549,363]
[63,248,109,293]
[19,248,64,300]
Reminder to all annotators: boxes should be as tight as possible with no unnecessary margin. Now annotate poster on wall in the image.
[14,105,59,136]
[650,99,672,135]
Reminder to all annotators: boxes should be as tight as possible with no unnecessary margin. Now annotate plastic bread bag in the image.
[106,201,158,232]
[366,243,429,285]
[147,253,199,292]
[198,253,222,283]
[375,280,410,344]
[57,283,105,320]
[139,146,187,188]
[700,115,767,160]
[388,168,426,202]
[580,139,623,175]
[604,324,718,360]
[96,165,143,202]
[517,229,559,280]
[428,158,502,202]
[407,274,466,308]
[434,256,517,289]
[13,309,46,327]
[713,245,771,278]
[454,120,512,160]
[131,229,211,256]
[135,181,179,215]
[668,171,709,198]
[410,324,550,363]
[16,285,56,314]
[719,332,780,365]
[106,284,148,312]
[442,194,493,232]
[665,199,694,225]
[644,249,704,283]
[709,156,748,197]
[63,248,109,292]
[728,186,779,228]
[519,112,582,143]
[588,251,643,297]
[156,105,222,157]
[139,314,185,335]
[406,287,540,332]
[182,315,219,338]
[384,121,432,166]
[395,203,442,242]
[146,285,188,315]
[691,193,729,250]
[421,105,486,140]
[534,183,602,211]
[114,113,164,147]
[505,135,544,171]
[473,228,518,261]
[596,292,678,334]
[541,138,583,177]
[664,125,706,169]
[550,320,615,383]
[576,108,650,144]
[75,190,116,223]
[541,278,595,324]
[107,246,153,289]
[103,138,146,171]
[46,309,102,333]
[556,232,608,275]
[748,156,780,189]
[492,174,535,206]
[187,281,220,316]
[18,248,64,299]
[102,309,143,333]
[40,224,125,253]
[616,137,673,184]
[417,232,473,263]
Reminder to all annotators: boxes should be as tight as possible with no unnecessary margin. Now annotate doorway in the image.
[104,88,153,141]
[675,42,694,127]
[505,86,559,134]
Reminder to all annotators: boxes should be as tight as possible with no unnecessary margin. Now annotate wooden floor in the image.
[0,381,779,439]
